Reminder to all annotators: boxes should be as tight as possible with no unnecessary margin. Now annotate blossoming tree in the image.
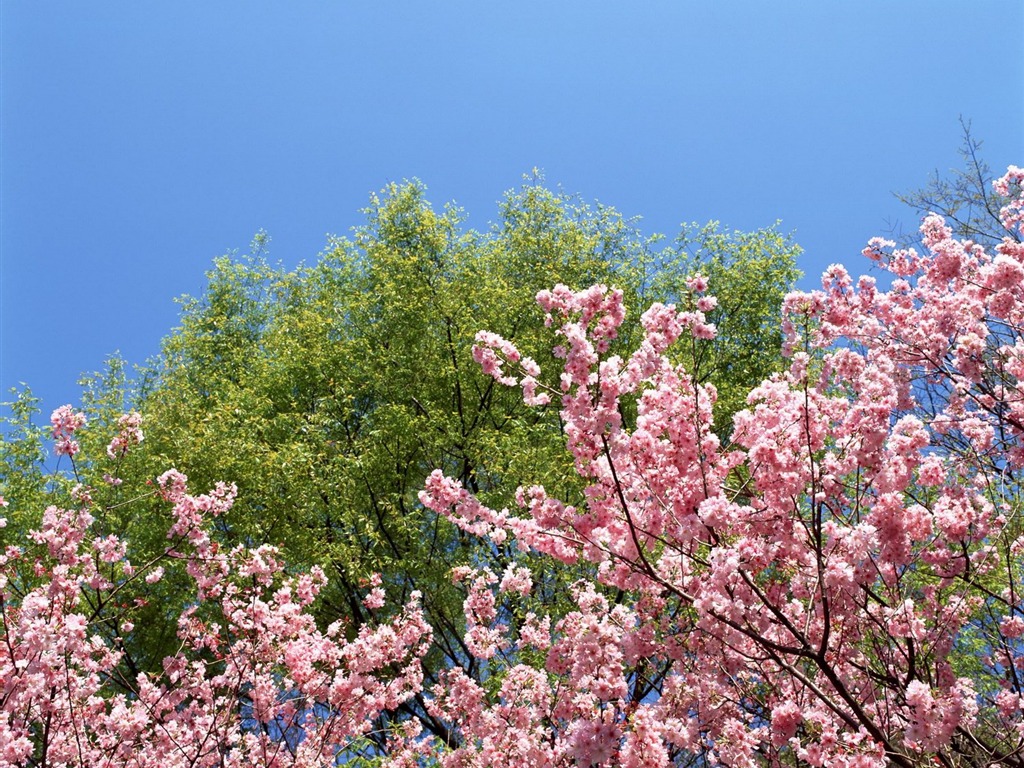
[4,166,1024,767]
[415,166,1024,767]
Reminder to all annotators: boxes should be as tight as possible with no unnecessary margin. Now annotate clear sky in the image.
[2,2,1022,413]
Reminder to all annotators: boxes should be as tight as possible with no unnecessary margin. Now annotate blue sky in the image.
[2,2,1022,413]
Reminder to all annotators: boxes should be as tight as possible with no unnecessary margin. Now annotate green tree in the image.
[2,176,800,747]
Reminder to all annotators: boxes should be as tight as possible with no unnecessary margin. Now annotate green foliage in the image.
[0,388,50,532]
[23,176,798,742]
[642,220,801,423]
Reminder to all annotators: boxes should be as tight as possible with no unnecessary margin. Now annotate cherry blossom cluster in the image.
[106,410,144,459]
[1,422,431,767]
[50,404,86,457]
[417,168,1024,766]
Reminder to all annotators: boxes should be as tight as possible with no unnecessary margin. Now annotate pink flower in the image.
[107,411,144,459]
[50,404,86,438]
[686,274,708,292]
[363,586,386,609]
[1000,615,1024,638]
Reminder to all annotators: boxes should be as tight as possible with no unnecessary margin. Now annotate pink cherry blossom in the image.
[411,166,1024,768]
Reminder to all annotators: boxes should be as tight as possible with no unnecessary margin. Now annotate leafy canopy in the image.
[0,175,799,749]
